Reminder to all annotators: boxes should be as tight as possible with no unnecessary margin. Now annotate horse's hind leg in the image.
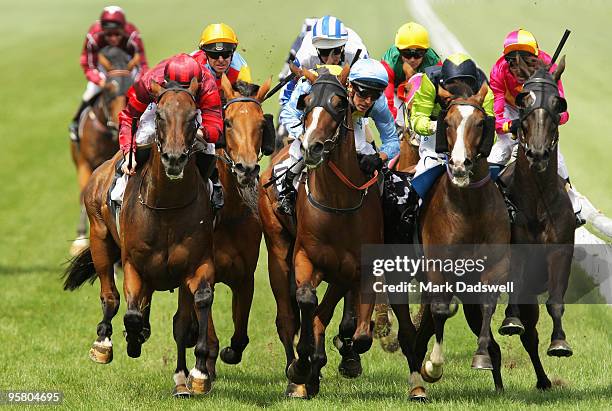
[71,160,92,256]
[219,273,254,365]
[519,303,552,390]
[546,247,573,357]
[463,304,503,391]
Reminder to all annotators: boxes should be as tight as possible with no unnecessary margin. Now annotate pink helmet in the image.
[100,6,126,29]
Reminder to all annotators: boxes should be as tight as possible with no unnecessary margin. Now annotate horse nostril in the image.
[235,163,246,173]
[542,150,550,161]
[161,153,170,162]
[310,142,324,156]
[179,153,188,163]
[464,158,472,168]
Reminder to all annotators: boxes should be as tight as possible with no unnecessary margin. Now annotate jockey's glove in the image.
[504,119,520,136]
[359,153,383,175]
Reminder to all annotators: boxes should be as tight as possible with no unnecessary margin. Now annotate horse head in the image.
[219,75,272,186]
[290,64,350,168]
[98,46,138,131]
[437,82,494,187]
[514,55,567,172]
[150,78,199,180]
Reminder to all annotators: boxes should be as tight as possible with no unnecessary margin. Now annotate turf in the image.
[0,1,610,409]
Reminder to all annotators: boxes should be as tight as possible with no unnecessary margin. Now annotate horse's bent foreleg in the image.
[220,273,254,365]
[352,283,375,354]
[122,261,150,359]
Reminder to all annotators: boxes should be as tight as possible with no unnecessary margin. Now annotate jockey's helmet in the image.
[349,58,388,91]
[100,6,126,30]
[164,54,203,87]
[311,16,348,49]
[440,53,479,90]
[199,23,239,53]
[503,29,539,56]
[395,22,429,50]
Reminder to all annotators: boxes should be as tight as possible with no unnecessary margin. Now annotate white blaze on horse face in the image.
[451,105,475,166]
[301,107,323,151]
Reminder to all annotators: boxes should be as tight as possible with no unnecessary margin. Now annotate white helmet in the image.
[311,16,349,49]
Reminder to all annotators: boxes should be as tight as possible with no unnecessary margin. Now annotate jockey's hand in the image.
[508,120,520,137]
[121,154,137,175]
[429,120,437,134]
[359,153,383,175]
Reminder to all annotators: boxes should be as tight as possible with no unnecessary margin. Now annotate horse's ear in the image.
[127,53,141,71]
[256,76,272,102]
[553,55,566,83]
[302,68,318,84]
[339,63,350,86]
[289,62,302,78]
[516,54,532,80]
[150,79,164,98]
[220,74,235,100]
[402,61,415,80]
[475,82,488,106]
[188,77,199,96]
[98,52,113,71]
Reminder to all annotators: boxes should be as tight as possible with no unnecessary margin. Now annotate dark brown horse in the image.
[203,76,272,378]
[64,78,216,397]
[259,66,382,398]
[70,46,139,255]
[406,83,510,400]
[498,56,575,390]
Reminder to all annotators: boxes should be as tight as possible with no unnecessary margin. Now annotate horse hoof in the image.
[287,360,312,385]
[284,382,308,399]
[172,384,191,398]
[498,317,525,336]
[471,354,493,370]
[379,332,400,353]
[69,236,89,257]
[141,327,151,343]
[187,371,212,395]
[536,379,552,390]
[88,341,113,364]
[124,311,144,358]
[305,381,320,399]
[420,361,443,383]
[352,334,373,354]
[338,356,362,379]
[409,386,428,402]
[547,340,573,357]
[220,346,242,365]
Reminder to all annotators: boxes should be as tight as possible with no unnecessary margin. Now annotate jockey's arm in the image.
[483,86,495,117]
[410,74,438,136]
[381,59,398,119]
[118,84,149,154]
[196,77,223,144]
[489,63,513,134]
[128,25,149,72]
[279,79,311,140]
[370,95,400,160]
[80,31,105,86]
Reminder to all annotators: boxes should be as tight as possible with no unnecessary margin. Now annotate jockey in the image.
[190,23,251,92]
[279,15,369,110]
[276,60,398,215]
[114,53,224,209]
[380,22,442,121]
[69,6,148,142]
[489,28,584,225]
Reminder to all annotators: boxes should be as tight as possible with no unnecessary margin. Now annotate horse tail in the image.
[63,247,97,291]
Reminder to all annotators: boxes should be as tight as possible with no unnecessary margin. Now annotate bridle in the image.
[99,69,133,131]
[154,87,201,159]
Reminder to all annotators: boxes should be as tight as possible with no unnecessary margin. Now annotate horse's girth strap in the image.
[328,161,378,191]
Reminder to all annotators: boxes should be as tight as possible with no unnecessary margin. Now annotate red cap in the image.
[164,54,203,86]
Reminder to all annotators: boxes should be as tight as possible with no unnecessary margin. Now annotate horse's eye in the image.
[224,119,232,128]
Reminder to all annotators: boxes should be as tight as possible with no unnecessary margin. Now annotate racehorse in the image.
[204,76,272,378]
[70,46,139,255]
[64,78,216,397]
[407,83,510,400]
[497,56,575,390]
[259,65,382,398]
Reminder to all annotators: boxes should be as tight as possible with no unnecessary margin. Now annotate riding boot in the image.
[277,169,298,216]
[210,167,224,212]
[565,178,586,227]
[196,152,224,212]
[398,182,420,230]
[69,100,90,142]
[498,185,517,224]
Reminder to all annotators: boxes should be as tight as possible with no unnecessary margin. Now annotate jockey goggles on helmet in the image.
[400,48,426,59]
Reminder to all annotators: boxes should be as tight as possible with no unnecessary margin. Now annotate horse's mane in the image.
[233,80,260,97]
[100,45,131,69]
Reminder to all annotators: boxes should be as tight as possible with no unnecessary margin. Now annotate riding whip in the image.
[263,159,303,188]
[550,29,571,65]
[349,49,362,68]
[263,72,296,102]
[128,116,137,170]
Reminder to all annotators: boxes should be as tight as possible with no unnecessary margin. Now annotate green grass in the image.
[0,1,610,409]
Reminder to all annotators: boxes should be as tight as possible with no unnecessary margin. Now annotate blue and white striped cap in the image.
[312,16,349,49]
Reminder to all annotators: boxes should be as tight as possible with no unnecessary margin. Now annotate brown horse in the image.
[259,66,382,398]
[498,56,575,390]
[70,46,139,255]
[64,78,216,397]
[203,76,272,378]
[407,83,510,400]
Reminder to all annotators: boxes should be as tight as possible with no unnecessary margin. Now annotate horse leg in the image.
[545,248,573,357]
[88,229,120,364]
[390,302,427,401]
[351,283,375,355]
[471,292,499,371]
[519,303,552,390]
[500,255,526,335]
[422,292,452,385]
[122,261,151,359]
[334,290,363,379]
[219,274,254,365]
[373,303,392,338]
[185,259,215,395]
[172,285,194,398]
[70,161,92,256]
[206,309,219,381]
[286,247,317,386]
[463,304,503,391]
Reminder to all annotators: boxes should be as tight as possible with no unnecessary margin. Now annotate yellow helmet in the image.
[199,23,238,52]
[395,22,430,50]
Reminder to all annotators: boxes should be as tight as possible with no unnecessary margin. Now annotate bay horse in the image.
[203,75,272,378]
[259,66,382,398]
[407,82,510,400]
[64,78,216,397]
[70,46,139,255]
[498,56,575,390]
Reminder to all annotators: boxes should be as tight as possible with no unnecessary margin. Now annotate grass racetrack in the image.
[0,1,610,409]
